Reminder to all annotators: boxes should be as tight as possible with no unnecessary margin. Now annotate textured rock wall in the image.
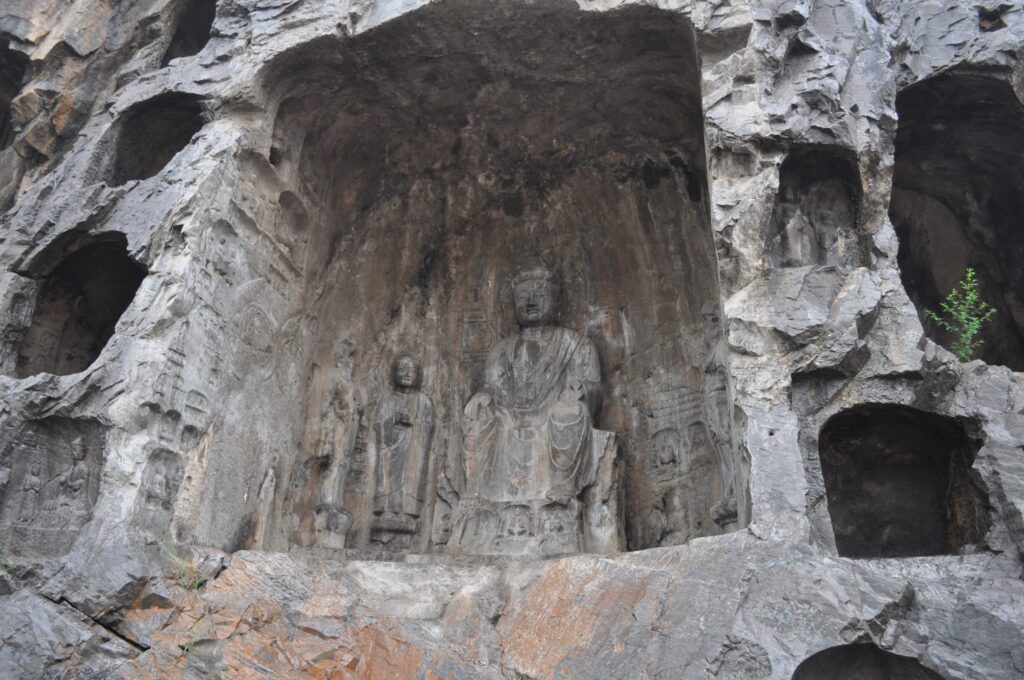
[0,0,1023,678]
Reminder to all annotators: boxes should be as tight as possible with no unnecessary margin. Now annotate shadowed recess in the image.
[0,38,29,150]
[16,234,147,377]
[162,0,216,66]
[107,92,205,186]
[253,0,747,557]
[890,73,1024,369]
[793,644,945,679]
[819,405,988,558]
[766,145,862,268]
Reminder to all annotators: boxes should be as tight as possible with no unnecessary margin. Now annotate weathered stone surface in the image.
[1,0,1024,677]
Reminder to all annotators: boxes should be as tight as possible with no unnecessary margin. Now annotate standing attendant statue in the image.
[371,354,435,549]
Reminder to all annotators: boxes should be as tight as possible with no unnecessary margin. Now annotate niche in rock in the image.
[107,93,205,186]
[15,234,147,378]
[162,0,216,66]
[0,39,29,150]
[792,645,945,680]
[266,0,743,558]
[766,146,861,268]
[890,73,1024,369]
[818,405,988,558]
[0,418,107,558]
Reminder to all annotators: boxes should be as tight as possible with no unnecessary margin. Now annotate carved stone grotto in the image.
[890,72,1024,370]
[270,1,744,558]
[818,405,989,559]
[106,92,206,186]
[791,644,944,680]
[161,0,216,66]
[6,233,146,378]
[3,0,1024,676]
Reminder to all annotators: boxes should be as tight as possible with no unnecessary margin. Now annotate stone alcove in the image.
[106,92,206,186]
[766,145,862,268]
[890,73,1024,369]
[11,233,147,378]
[0,38,30,212]
[161,0,216,66]
[818,405,989,558]
[0,38,28,150]
[792,645,944,679]
[260,0,745,557]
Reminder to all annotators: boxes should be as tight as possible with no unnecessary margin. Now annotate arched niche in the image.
[792,645,945,680]
[766,145,862,268]
[14,233,147,378]
[107,93,205,186]
[890,73,1024,369]
[162,0,216,66]
[818,405,988,558]
[264,0,745,555]
[0,38,29,150]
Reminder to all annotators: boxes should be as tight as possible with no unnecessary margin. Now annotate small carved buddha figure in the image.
[450,263,619,557]
[371,354,435,549]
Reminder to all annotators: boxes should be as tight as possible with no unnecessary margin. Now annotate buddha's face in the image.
[393,356,420,389]
[513,278,558,327]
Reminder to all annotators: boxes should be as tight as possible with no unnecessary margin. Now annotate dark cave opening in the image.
[818,405,988,558]
[107,93,205,186]
[162,0,216,66]
[16,235,147,378]
[766,145,862,268]
[890,73,1024,370]
[793,644,945,680]
[0,38,29,150]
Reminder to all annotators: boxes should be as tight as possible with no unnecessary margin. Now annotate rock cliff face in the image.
[1,0,1023,678]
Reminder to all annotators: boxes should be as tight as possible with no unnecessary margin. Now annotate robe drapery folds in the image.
[461,326,601,502]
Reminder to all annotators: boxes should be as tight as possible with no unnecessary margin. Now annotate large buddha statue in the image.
[448,264,622,557]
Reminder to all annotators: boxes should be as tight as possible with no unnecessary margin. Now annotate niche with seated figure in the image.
[14,234,147,378]
[260,0,747,558]
[818,405,988,558]
[890,73,1024,369]
[162,0,216,66]
[765,145,862,268]
[792,644,944,680]
[107,93,205,186]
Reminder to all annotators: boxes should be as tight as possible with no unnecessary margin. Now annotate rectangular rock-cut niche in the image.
[263,0,747,558]
[818,404,989,558]
[0,418,107,558]
[133,448,185,536]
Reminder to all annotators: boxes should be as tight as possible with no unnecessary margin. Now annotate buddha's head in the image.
[392,354,421,389]
[512,264,560,327]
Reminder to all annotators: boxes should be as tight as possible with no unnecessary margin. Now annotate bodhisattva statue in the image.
[371,355,434,549]
[448,264,622,557]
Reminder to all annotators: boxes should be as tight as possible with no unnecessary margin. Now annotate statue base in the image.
[447,430,622,558]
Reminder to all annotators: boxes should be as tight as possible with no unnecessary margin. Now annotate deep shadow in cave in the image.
[793,644,945,680]
[818,405,988,559]
[0,38,29,150]
[107,92,205,186]
[890,73,1024,370]
[15,234,147,378]
[258,0,747,555]
[766,145,861,268]
[162,0,216,66]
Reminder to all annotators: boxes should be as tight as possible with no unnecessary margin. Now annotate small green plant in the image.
[161,541,207,594]
[0,548,12,574]
[179,623,206,656]
[926,267,997,361]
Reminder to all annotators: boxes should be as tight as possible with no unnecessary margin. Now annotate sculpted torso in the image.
[451,265,612,556]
